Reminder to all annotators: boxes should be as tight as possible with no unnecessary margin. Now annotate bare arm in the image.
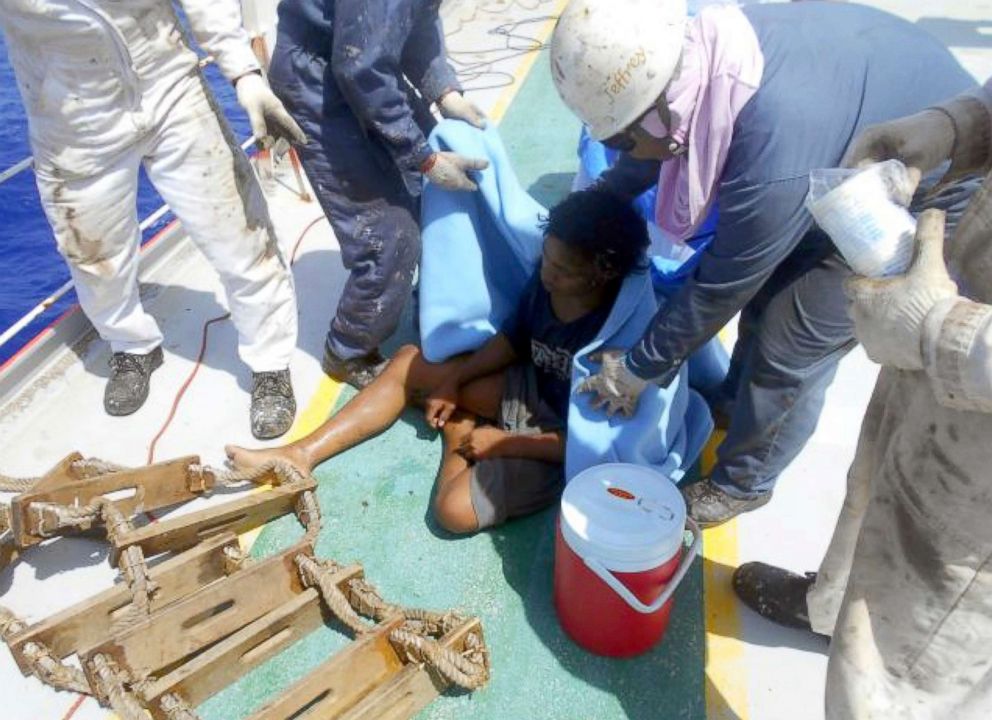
[425,334,518,428]
[458,427,565,464]
[452,333,518,386]
[177,0,259,82]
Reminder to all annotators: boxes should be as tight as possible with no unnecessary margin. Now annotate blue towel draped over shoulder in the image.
[420,120,713,482]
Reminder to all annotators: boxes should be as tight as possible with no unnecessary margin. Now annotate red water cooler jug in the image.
[553,463,701,657]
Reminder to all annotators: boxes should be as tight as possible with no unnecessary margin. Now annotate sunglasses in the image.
[601,95,679,154]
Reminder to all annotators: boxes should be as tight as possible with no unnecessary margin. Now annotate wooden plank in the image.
[142,564,364,714]
[83,541,313,683]
[142,589,324,717]
[7,533,239,676]
[338,619,485,720]
[110,479,315,561]
[10,455,205,547]
[244,617,407,720]
[32,452,86,492]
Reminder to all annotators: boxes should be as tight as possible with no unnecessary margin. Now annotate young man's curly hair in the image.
[540,189,650,282]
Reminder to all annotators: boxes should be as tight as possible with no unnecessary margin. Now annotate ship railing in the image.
[0,134,258,351]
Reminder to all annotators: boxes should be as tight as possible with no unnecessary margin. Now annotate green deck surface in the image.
[198,54,705,720]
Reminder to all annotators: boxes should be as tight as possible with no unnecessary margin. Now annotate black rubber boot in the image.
[681,479,772,528]
[104,346,164,416]
[250,369,296,440]
[733,562,826,636]
[321,347,388,390]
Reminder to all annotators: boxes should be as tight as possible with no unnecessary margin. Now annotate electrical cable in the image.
[145,214,327,465]
[442,0,557,92]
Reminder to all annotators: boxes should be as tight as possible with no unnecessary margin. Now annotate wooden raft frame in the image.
[3,455,488,719]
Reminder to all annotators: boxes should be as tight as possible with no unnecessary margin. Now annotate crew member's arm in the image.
[597,152,662,202]
[626,177,813,385]
[842,79,992,182]
[457,426,565,463]
[401,12,460,107]
[180,0,305,144]
[178,0,259,81]
[331,0,430,173]
[844,79,992,413]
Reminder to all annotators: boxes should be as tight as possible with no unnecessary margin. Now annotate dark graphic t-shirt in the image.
[502,271,612,423]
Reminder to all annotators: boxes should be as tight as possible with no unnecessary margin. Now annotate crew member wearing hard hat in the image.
[552,0,978,525]
[734,80,992,719]
[267,0,489,389]
[0,0,304,439]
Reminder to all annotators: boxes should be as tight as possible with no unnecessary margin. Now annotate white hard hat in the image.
[550,0,688,140]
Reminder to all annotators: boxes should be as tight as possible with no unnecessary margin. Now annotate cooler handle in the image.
[583,518,702,615]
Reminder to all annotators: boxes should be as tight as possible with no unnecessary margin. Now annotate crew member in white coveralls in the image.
[0,0,305,439]
[734,80,992,719]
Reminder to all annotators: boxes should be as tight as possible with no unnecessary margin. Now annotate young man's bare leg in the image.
[225,346,502,477]
[227,344,458,473]
[433,414,480,534]
[431,373,506,534]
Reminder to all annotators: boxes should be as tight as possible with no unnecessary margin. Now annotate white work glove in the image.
[578,349,649,417]
[841,109,955,190]
[845,209,959,370]
[422,152,489,192]
[438,91,487,129]
[235,73,307,148]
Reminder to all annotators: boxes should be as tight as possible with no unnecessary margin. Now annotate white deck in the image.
[0,2,989,719]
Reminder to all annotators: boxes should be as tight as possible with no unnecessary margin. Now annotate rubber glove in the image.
[578,349,649,417]
[841,109,955,192]
[438,91,487,129]
[235,73,307,148]
[421,152,490,191]
[845,209,959,370]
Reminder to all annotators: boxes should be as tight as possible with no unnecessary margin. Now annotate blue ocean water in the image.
[0,32,252,364]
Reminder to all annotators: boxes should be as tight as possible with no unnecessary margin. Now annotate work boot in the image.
[681,479,771,528]
[322,347,388,390]
[250,369,296,440]
[104,346,164,416]
[733,562,826,637]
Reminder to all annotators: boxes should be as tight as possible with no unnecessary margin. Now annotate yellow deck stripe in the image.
[703,331,748,719]
[487,0,569,125]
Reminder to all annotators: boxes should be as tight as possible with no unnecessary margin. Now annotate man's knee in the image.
[432,491,479,535]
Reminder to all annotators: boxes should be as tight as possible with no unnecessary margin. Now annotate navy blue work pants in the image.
[269,32,429,359]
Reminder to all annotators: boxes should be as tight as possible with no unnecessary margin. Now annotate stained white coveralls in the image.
[807,81,992,719]
[0,0,297,371]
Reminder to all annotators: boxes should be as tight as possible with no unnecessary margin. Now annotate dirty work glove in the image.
[841,110,955,193]
[438,91,487,129]
[845,209,959,370]
[235,73,307,148]
[421,152,490,191]
[578,349,649,417]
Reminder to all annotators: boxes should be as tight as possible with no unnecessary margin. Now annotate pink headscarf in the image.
[651,5,764,242]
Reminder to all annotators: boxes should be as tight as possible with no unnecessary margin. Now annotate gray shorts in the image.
[469,364,565,529]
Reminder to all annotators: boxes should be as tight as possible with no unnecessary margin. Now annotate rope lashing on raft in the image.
[0,606,91,695]
[0,455,488,710]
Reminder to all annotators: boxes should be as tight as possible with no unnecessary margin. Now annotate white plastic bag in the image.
[806,160,917,277]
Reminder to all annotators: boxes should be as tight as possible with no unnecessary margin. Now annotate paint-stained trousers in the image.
[34,73,298,372]
[269,29,426,361]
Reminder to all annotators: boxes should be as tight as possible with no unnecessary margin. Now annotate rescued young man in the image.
[226,190,650,532]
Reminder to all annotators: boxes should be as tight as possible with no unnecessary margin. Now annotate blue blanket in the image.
[420,120,713,482]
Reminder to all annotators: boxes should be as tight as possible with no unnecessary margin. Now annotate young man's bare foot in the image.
[224,443,312,478]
